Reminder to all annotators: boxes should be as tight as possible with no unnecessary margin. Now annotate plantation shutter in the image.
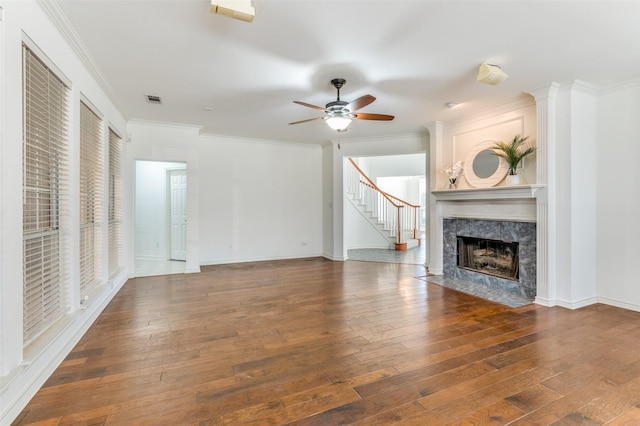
[79,101,103,298]
[108,128,123,277]
[22,43,70,344]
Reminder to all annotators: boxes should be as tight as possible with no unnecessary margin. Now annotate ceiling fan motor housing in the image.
[326,100,349,112]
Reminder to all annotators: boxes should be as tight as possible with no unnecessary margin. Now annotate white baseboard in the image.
[596,296,640,313]
[200,253,325,266]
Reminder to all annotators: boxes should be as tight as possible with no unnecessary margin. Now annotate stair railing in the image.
[346,158,420,248]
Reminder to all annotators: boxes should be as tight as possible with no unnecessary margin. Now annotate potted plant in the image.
[491,135,536,185]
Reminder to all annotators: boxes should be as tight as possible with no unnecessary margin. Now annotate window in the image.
[22,44,70,344]
[108,128,123,276]
[79,101,103,298]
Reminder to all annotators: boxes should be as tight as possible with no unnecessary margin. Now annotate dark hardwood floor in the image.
[13,258,640,425]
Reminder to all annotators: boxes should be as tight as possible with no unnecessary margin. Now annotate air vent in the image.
[145,94,162,104]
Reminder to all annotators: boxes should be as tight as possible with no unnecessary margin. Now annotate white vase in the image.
[505,174,520,186]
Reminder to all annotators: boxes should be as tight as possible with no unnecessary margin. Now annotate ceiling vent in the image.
[210,0,255,23]
[145,94,162,104]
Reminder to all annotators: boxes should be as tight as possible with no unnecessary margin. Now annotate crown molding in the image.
[127,119,203,132]
[200,133,322,149]
[601,75,640,95]
[330,132,428,147]
[444,94,536,130]
[37,0,128,119]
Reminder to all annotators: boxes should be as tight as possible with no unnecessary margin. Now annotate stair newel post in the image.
[394,205,407,251]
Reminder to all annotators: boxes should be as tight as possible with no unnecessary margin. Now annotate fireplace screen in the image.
[457,236,519,281]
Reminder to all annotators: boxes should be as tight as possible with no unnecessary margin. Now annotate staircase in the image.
[346,158,421,251]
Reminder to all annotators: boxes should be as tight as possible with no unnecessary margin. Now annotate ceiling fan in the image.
[289,78,394,132]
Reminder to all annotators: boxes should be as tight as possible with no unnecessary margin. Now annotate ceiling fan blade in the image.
[346,95,375,112]
[293,100,326,111]
[354,113,395,121]
[288,117,324,125]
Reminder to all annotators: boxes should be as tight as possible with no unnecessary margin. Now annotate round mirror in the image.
[464,140,509,188]
[473,149,500,178]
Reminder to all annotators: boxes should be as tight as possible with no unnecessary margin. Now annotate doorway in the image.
[135,160,187,276]
[345,153,427,265]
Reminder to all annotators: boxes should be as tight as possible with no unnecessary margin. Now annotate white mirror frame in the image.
[464,140,509,188]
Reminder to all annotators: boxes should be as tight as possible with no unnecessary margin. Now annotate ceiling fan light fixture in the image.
[326,115,352,132]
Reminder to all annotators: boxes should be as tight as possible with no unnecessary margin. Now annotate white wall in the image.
[0,2,127,423]
[198,135,323,264]
[344,199,392,249]
[596,79,640,310]
[135,161,186,260]
[126,124,323,266]
[361,153,425,178]
[377,176,422,206]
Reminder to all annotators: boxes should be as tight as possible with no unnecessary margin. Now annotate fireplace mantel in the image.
[428,184,547,277]
[432,184,546,201]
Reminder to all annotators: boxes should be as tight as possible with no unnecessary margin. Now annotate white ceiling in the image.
[54,0,640,145]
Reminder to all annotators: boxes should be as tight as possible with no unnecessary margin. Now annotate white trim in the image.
[556,296,599,310]
[600,75,640,95]
[597,297,640,313]
[444,95,535,131]
[35,0,125,117]
[80,93,103,120]
[21,31,71,87]
[201,253,325,266]
[200,132,323,150]
[433,184,545,201]
[128,119,203,132]
[534,296,553,307]
[331,132,428,148]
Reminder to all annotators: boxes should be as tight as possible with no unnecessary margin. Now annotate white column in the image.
[527,83,559,305]
[427,121,444,274]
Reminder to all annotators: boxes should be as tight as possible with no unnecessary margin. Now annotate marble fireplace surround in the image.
[444,218,536,299]
[430,185,546,300]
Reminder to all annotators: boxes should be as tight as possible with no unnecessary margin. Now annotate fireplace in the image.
[443,218,536,300]
[457,236,519,281]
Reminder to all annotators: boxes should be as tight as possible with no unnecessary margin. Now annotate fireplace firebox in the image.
[457,236,519,281]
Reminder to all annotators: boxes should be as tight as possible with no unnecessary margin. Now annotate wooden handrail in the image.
[349,159,401,208]
[359,179,420,208]
[381,190,420,209]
